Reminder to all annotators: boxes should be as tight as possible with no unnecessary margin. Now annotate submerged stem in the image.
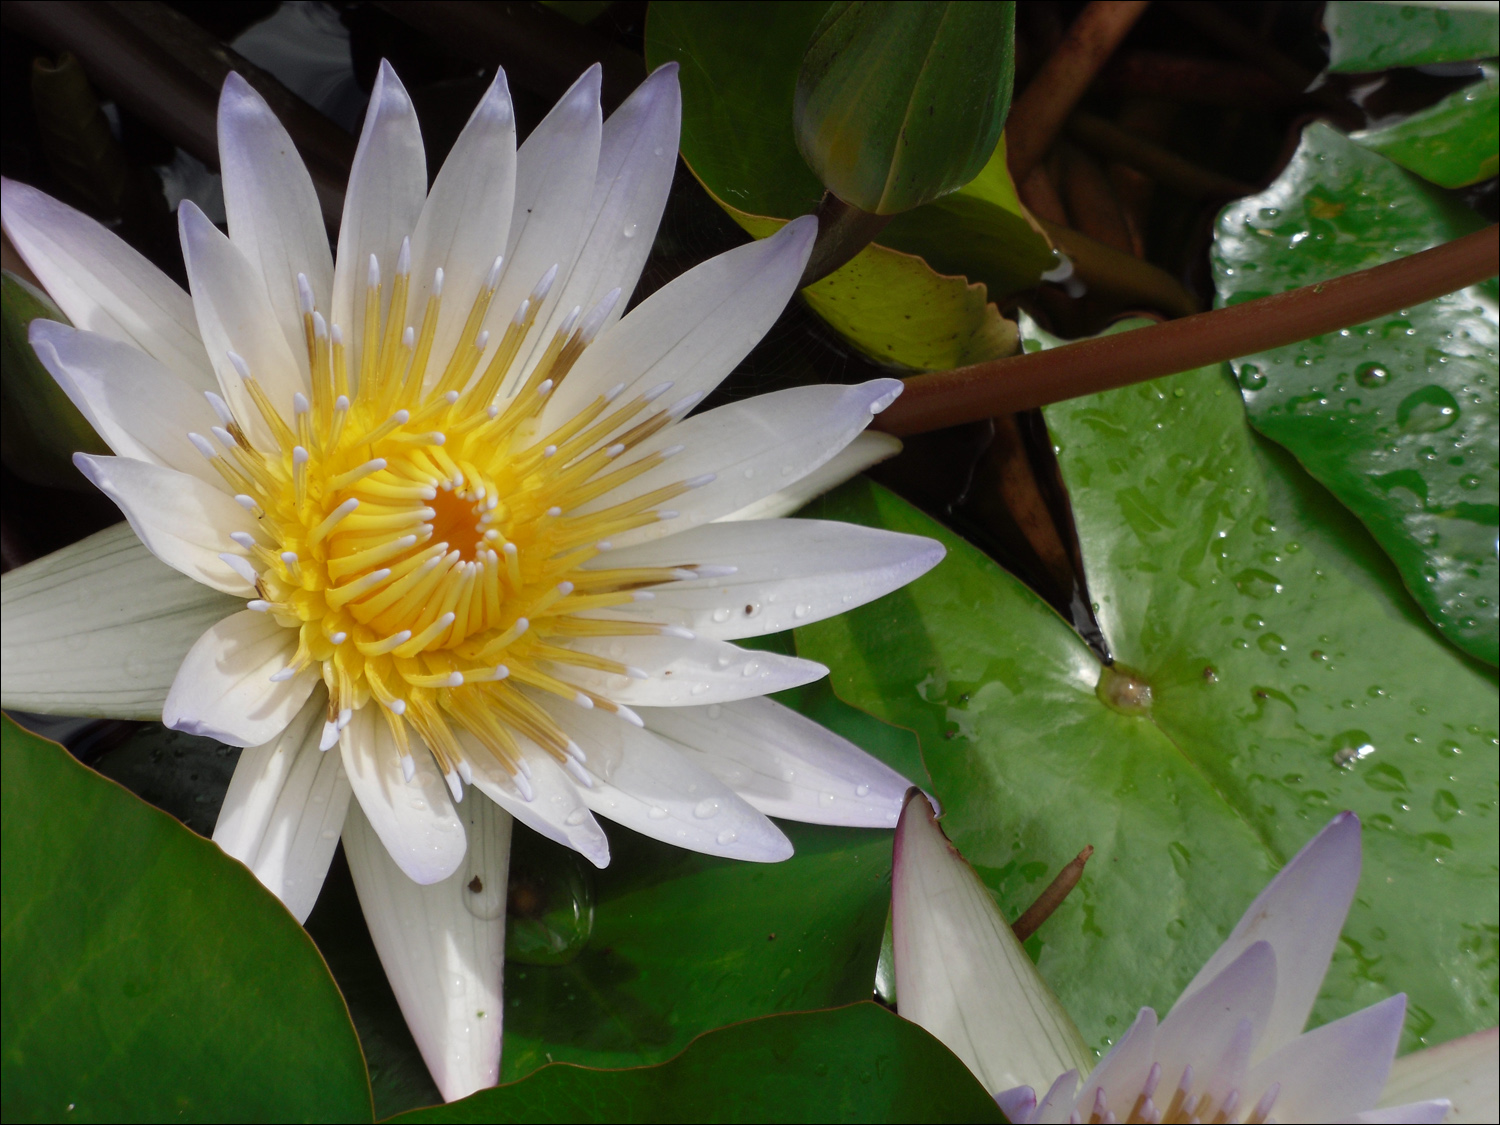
[875,224,1499,437]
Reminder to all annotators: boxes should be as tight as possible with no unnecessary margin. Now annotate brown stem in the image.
[1161,0,1318,96]
[1099,51,1302,110]
[373,0,646,112]
[1038,218,1199,316]
[1013,846,1094,941]
[1065,110,1255,201]
[1006,0,1151,183]
[2,1,355,228]
[1058,142,1135,255]
[798,194,895,289]
[875,224,1499,436]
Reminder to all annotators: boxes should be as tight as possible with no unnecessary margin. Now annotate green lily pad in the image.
[1353,74,1500,188]
[796,344,1498,1054]
[1,271,107,490]
[398,1003,1003,1124]
[0,716,373,1122]
[1324,1,1500,72]
[647,0,828,221]
[1213,123,1498,665]
[794,2,1014,215]
[500,818,894,1081]
[707,203,1018,370]
[876,138,1058,309]
[645,0,1048,367]
[496,664,919,1082]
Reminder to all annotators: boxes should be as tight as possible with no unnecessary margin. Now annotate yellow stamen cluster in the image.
[201,247,703,793]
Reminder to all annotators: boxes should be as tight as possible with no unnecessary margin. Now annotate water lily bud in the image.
[794,1,1015,215]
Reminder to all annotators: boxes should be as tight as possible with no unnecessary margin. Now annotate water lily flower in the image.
[0,61,942,1100]
[891,793,1492,1123]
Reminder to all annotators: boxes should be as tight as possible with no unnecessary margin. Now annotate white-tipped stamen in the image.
[219,553,258,584]
[204,390,235,425]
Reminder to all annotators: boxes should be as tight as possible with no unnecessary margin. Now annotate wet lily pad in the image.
[0,717,373,1122]
[1213,123,1498,665]
[1324,1,1500,73]
[1352,75,1500,189]
[796,338,1498,1055]
[400,1003,1003,1123]
[497,676,919,1081]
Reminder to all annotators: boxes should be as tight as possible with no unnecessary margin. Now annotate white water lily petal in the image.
[332,60,427,381]
[1067,1008,1159,1124]
[29,321,220,485]
[1144,941,1277,1110]
[213,686,351,922]
[339,704,466,884]
[218,73,333,380]
[1381,1027,1498,1124]
[163,609,319,746]
[0,523,240,717]
[541,215,815,429]
[994,1085,1037,1122]
[718,431,903,522]
[1031,1069,1082,1125]
[541,697,792,861]
[179,201,306,438]
[74,454,253,595]
[587,518,943,640]
[529,62,680,363]
[1178,810,1361,1061]
[457,727,610,868]
[407,69,516,382]
[1249,992,1407,1121]
[489,66,601,391]
[578,379,902,548]
[343,793,509,1103]
[892,790,1093,1095]
[638,696,910,827]
[1,177,209,388]
[556,632,826,706]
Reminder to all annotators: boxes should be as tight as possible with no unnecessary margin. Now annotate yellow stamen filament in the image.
[205,249,720,801]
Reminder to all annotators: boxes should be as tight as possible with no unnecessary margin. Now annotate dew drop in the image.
[716,828,738,845]
[1355,362,1390,388]
[1258,632,1288,654]
[711,607,732,623]
[565,809,587,826]
[693,798,720,819]
[793,604,811,619]
[1397,385,1461,433]
[622,222,638,239]
[855,784,871,797]
[648,805,669,819]
[1238,363,1267,390]
[1233,568,1283,598]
